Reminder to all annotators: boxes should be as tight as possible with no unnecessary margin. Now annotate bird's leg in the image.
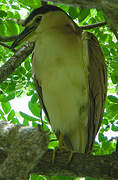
[51,130,60,164]
[62,134,73,163]
[51,131,73,164]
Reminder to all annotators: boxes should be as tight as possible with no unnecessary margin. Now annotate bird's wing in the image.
[31,53,50,122]
[83,32,107,152]
[33,75,50,122]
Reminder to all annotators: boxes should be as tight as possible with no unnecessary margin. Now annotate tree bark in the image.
[0,118,118,179]
[31,150,118,179]
[0,42,34,84]
[0,120,48,180]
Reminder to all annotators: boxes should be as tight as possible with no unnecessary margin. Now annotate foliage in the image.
[0,0,118,179]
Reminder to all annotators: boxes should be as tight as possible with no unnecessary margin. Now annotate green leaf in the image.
[42,122,50,131]
[108,95,118,103]
[11,5,20,10]
[6,11,14,18]
[17,66,26,75]
[1,4,9,11]
[28,101,40,118]
[104,125,110,132]
[98,133,106,142]
[1,101,11,114]
[96,10,105,21]
[26,90,34,96]
[111,124,118,131]
[58,4,69,12]
[18,0,41,8]
[0,10,7,17]
[24,60,31,71]
[26,71,32,80]
[109,104,118,112]
[0,94,7,102]
[68,7,79,19]
[30,174,47,180]
[48,140,59,150]
[32,121,38,128]
[11,118,20,125]
[102,118,108,125]
[111,71,118,84]
[7,81,16,91]
[5,20,19,35]
[19,111,40,122]
[0,115,6,121]
[7,110,15,121]
[13,11,21,19]
[110,59,118,70]
[23,118,29,126]
[0,109,4,117]
[79,8,90,22]
[0,19,7,36]
[20,66,27,74]
[7,91,15,101]
[31,93,38,103]
[16,90,23,97]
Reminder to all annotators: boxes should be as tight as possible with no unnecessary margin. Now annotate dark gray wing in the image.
[33,75,50,122]
[85,32,107,152]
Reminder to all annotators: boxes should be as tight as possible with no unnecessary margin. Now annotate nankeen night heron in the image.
[11,5,107,153]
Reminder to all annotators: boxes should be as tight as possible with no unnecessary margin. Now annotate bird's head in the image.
[11,5,75,49]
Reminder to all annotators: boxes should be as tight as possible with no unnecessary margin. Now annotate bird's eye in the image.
[35,16,42,23]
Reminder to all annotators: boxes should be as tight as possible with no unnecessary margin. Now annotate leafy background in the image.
[0,0,118,179]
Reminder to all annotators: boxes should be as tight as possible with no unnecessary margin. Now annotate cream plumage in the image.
[11,5,107,153]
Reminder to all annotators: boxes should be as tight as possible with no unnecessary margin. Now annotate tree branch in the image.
[0,42,34,84]
[31,150,118,179]
[0,42,11,50]
[0,35,18,42]
[0,120,49,180]
[80,21,107,30]
[0,119,117,179]
[43,0,118,40]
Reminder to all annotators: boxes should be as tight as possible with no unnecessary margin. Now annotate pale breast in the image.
[32,27,89,152]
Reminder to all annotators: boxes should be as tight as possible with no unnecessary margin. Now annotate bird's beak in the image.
[11,24,37,50]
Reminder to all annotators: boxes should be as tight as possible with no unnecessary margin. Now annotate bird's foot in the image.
[51,146,74,165]
[51,131,75,164]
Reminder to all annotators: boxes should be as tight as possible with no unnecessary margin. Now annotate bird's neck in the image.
[36,11,76,33]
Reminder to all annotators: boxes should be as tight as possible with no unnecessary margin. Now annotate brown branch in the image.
[0,120,48,180]
[0,42,34,84]
[43,0,100,8]
[31,149,118,179]
[80,21,107,30]
[0,42,11,50]
[0,35,18,42]
[0,120,118,179]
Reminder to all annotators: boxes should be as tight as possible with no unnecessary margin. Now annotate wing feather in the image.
[85,32,107,152]
[34,76,50,122]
